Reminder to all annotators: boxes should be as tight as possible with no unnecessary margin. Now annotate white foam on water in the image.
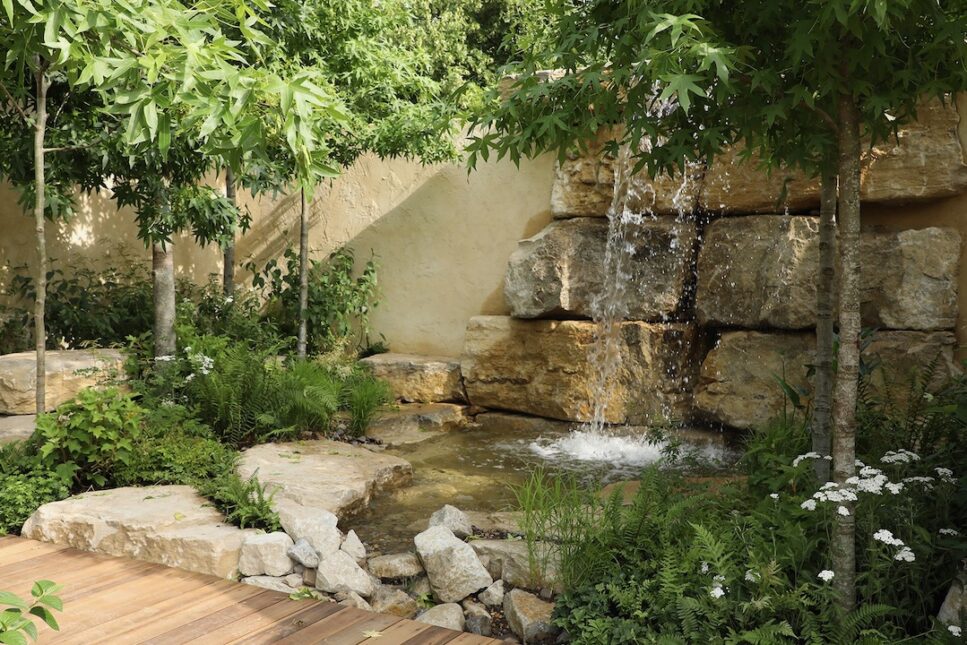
[528,430,667,467]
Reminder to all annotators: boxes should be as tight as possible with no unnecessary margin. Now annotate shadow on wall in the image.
[1,151,557,359]
[232,156,556,357]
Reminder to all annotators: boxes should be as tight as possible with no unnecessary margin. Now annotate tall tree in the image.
[467,0,967,613]
[231,0,462,358]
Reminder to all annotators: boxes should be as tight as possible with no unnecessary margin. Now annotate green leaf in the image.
[0,593,28,610]
[29,605,60,631]
[2,0,13,24]
[0,630,28,645]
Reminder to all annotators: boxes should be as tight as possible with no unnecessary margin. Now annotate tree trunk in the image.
[223,167,236,297]
[152,241,177,359]
[297,189,310,358]
[812,166,836,482]
[32,62,49,415]
[831,94,861,613]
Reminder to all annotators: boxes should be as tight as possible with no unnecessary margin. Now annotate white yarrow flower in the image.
[793,452,821,467]
[881,449,920,464]
[873,529,904,547]
[801,499,817,511]
[885,482,903,495]
[700,562,709,574]
[939,528,961,536]
[817,570,835,582]
[769,493,779,500]
[745,570,758,582]
[894,546,915,562]
[948,625,962,637]
[935,467,956,483]
[837,506,850,517]
[710,586,725,599]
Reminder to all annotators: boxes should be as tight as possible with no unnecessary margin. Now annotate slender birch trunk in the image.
[831,93,862,612]
[33,61,49,415]
[297,189,310,358]
[223,167,236,297]
[812,166,837,482]
[152,240,177,359]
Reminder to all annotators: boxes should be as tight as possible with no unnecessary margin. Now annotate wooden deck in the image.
[0,537,501,644]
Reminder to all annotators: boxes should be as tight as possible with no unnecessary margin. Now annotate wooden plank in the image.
[95,581,264,644]
[143,591,287,645]
[58,577,225,644]
[50,565,220,635]
[329,612,403,645]
[367,618,440,644]
[228,599,345,644]
[0,539,69,565]
[270,605,370,644]
[0,551,160,594]
[447,633,503,644]
[398,625,462,645]
[178,594,310,643]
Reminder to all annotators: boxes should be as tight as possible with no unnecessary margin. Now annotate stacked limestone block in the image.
[464,98,967,430]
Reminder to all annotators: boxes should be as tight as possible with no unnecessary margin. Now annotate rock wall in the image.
[463,98,966,430]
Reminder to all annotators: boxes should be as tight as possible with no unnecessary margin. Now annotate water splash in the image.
[530,107,696,464]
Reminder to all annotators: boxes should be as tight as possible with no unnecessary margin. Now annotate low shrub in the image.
[519,372,967,643]
[35,388,144,488]
[2,253,155,349]
[247,247,381,355]
[115,406,238,487]
[0,470,70,535]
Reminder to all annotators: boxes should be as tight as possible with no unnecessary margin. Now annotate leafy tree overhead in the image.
[0,0,351,370]
[467,0,967,613]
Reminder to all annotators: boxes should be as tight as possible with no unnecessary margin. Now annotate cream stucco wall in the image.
[0,153,556,357]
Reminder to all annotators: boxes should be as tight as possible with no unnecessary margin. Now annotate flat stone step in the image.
[0,414,35,444]
[21,485,253,579]
[367,403,469,446]
[360,353,465,403]
[0,349,125,414]
[237,439,413,520]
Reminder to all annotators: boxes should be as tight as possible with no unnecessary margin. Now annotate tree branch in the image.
[0,80,30,123]
[807,103,839,134]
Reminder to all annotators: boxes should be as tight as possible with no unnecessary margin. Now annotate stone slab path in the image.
[0,536,500,644]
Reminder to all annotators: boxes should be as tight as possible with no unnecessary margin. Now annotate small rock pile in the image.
[239,504,560,643]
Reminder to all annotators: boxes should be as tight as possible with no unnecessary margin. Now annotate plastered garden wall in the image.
[0,151,556,357]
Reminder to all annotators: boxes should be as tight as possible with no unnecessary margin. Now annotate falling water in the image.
[528,107,698,469]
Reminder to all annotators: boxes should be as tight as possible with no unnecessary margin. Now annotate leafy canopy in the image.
[467,0,967,179]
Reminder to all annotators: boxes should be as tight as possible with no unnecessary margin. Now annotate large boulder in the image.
[0,349,125,414]
[237,439,412,519]
[504,217,697,320]
[700,100,967,212]
[0,414,34,445]
[238,532,294,577]
[315,550,375,597]
[504,589,559,644]
[694,330,959,429]
[550,128,703,218]
[414,525,493,603]
[366,403,468,446]
[359,353,465,403]
[21,485,252,578]
[696,216,960,330]
[461,316,703,424]
[557,100,967,215]
[368,552,425,579]
[415,603,465,631]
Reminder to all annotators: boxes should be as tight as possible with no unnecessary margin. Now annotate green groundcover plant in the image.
[518,368,966,643]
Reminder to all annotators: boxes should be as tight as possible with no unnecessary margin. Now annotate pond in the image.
[350,413,742,553]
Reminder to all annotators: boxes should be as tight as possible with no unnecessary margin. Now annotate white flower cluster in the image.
[817,570,835,582]
[949,625,962,637]
[792,452,832,467]
[902,476,935,490]
[881,449,920,464]
[873,529,916,562]
[744,570,759,582]
[155,355,175,362]
[939,528,961,537]
[710,575,727,599]
[935,467,956,484]
[185,347,215,376]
